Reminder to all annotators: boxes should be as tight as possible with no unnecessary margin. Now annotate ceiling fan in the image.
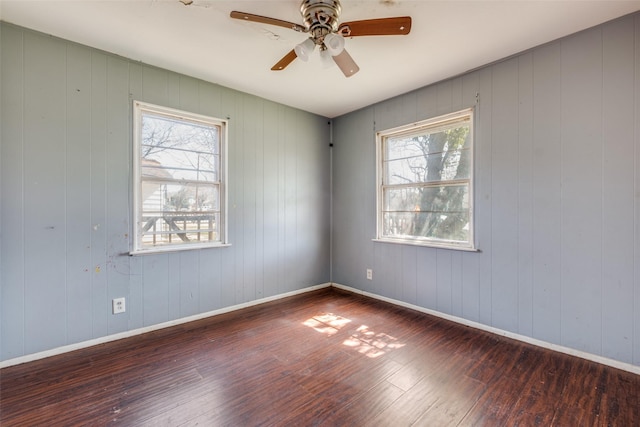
[229,0,411,77]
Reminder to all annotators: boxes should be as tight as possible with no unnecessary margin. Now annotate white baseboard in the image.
[331,282,640,376]
[0,283,332,369]
[4,281,638,376]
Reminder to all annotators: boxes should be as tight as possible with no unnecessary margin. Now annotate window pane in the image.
[383,186,420,212]
[383,211,469,242]
[386,121,470,159]
[134,101,226,252]
[142,148,219,182]
[382,184,470,243]
[140,212,220,247]
[384,148,470,185]
[377,108,474,249]
[386,138,426,161]
[141,113,220,182]
[142,113,220,155]
[383,184,469,213]
[141,181,219,214]
[385,124,470,184]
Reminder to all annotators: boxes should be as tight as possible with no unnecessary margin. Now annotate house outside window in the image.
[132,101,228,254]
[376,108,475,250]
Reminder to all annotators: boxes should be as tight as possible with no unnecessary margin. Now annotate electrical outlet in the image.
[112,297,126,314]
[366,269,373,280]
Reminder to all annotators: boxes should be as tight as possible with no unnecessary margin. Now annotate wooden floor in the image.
[1,287,638,426]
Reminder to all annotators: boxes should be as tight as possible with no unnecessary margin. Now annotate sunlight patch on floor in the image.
[343,325,406,358]
[304,314,405,358]
[303,313,351,336]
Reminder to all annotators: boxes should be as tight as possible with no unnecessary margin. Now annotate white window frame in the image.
[131,100,229,254]
[375,108,476,251]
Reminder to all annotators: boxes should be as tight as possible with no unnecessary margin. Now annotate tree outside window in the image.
[132,101,228,254]
[377,109,475,250]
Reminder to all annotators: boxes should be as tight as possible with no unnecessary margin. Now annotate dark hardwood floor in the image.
[1,287,638,426]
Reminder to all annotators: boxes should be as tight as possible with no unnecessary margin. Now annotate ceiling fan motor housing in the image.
[300,0,342,40]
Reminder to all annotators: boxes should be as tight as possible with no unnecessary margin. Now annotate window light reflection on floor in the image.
[303,313,405,358]
[302,313,351,336]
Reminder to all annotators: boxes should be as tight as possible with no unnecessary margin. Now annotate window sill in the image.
[372,238,479,252]
[130,243,232,256]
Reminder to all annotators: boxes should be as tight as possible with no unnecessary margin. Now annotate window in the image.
[132,101,227,254]
[376,108,475,250]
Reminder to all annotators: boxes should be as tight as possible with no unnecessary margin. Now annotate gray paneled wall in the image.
[3,12,640,370]
[0,23,330,362]
[332,13,640,368]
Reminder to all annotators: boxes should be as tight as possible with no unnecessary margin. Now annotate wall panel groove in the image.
[0,23,330,362]
[332,12,640,368]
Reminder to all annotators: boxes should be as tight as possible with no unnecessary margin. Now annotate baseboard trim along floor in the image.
[0,283,332,369]
[3,281,638,376]
[331,282,640,376]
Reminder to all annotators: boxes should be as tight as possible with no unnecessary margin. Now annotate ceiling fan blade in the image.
[332,49,360,77]
[230,11,307,33]
[338,16,412,37]
[271,49,298,71]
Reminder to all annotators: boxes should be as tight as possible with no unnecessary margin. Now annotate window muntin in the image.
[132,101,227,253]
[377,109,474,250]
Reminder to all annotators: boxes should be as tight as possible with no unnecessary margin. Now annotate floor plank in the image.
[1,287,638,426]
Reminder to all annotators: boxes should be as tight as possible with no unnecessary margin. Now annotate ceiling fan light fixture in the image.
[323,32,345,56]
[294,38,316,62]
[230,2,412,75]
[319,48,334,69]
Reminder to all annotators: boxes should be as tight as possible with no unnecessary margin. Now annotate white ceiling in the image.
[2,0,639,118]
